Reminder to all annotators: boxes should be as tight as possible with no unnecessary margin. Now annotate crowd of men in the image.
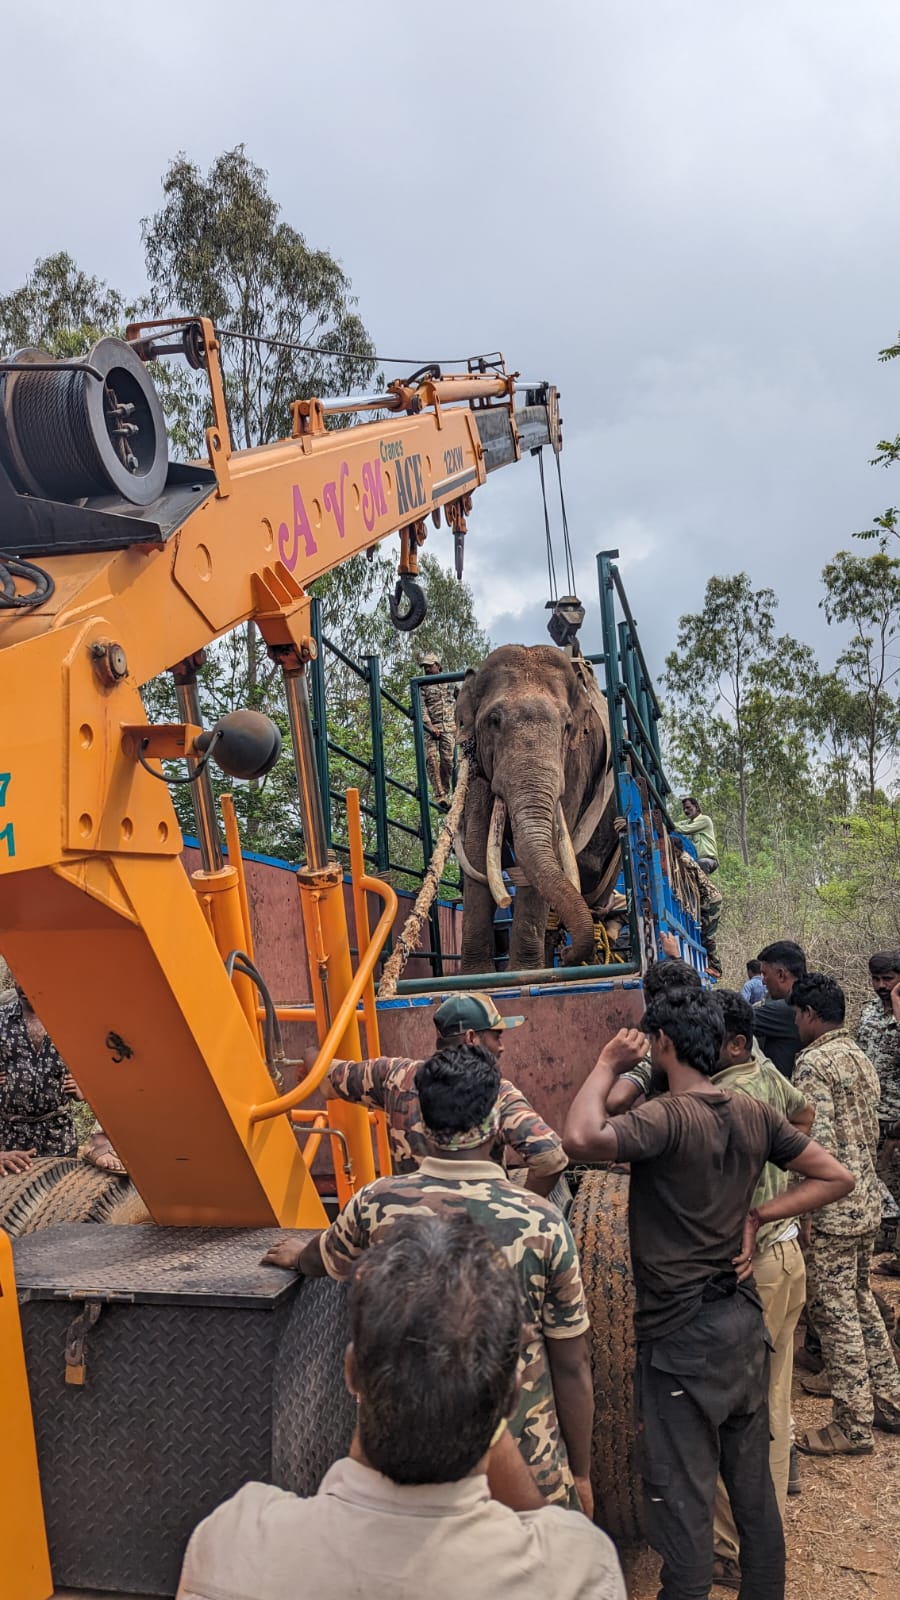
[184,944,897,1600]
[3,943,898,1600]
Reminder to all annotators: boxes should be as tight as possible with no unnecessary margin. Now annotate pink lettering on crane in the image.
[362,457,388,531]
[323,461,349,538]
[278,484,318,571]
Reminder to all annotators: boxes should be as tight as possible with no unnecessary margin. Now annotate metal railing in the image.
[308,598,460,975]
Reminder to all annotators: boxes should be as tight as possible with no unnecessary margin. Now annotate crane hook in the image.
[388,574,427,632]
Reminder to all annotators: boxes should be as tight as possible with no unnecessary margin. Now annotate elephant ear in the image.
[455,667,477,739]
[567,657,598,751]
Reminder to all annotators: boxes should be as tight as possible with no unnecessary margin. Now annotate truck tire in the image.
[569,1166,645,1544]
[105,1189,152,1224]
[271,1277,356,1495]
[18,1163,137,1232]
[0,1155,79,1238]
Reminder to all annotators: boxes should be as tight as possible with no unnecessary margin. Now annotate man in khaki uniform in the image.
[419,651,456,809]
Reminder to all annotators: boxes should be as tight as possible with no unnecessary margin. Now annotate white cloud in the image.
[2,0,899,690]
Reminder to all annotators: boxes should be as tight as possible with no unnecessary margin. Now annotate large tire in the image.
[569,1166,644,1544]
[270,1277,356,1496]
[19,1163,138,1232]
[105,1189,152,1225]
[0,1155,79,1238]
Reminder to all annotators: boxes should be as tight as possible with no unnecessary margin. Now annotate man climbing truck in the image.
[0,315,703,1595]
[420,651,457,808]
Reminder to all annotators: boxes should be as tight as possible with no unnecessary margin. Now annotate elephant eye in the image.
[487,709,503,729]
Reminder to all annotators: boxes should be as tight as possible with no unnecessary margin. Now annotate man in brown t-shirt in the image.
[564,987,854,1600]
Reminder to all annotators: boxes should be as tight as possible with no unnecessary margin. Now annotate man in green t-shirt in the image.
[680,796,718,874]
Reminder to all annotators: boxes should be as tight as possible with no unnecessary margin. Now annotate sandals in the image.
[795,1423,873,1457]
[81,1131,127,1176]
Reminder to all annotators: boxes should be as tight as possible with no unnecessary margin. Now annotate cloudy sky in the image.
[4,0,900,681]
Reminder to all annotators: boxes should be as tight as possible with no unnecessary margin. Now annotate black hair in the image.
[643,958,702,1000]
[682,795,700,809]
[746,959,762,977]
[788,973,845,1024]
[416,1044,500,1137]
[350,1214,521,1483]
[715,987,755,1046]
[641,986,725,1077]
[757,940,807,979]
[868,950,900,976]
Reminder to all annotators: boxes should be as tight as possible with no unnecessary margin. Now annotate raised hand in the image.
[598,1028,650,1075]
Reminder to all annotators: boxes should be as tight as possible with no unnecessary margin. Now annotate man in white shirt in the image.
[177,1214,624,1600]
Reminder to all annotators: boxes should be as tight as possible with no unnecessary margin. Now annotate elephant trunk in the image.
[505,790,595,965]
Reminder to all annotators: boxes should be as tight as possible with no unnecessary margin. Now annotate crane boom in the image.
[0,317,561,1227]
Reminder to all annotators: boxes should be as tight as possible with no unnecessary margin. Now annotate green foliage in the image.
[820,548,900,800]
[855,331,900,543]
[141,146,378,457]
[716,798,900,1020]
[663,574,818,867]
[0,251,144,357]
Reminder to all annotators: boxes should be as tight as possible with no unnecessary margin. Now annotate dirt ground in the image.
[622,1267,900,1600]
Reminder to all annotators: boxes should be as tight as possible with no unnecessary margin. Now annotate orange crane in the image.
[0,317,562,1229]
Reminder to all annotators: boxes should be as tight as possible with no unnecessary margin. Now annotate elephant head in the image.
[456,644,604,967]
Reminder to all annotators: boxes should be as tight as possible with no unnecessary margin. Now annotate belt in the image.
[1,1108,67,1125]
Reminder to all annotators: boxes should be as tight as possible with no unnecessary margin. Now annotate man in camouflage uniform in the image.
[324,993,568,1197]
[419,652,456,810]
[856,948,900,1271]
[791,973,900,1455]
[264,1042,593,1513]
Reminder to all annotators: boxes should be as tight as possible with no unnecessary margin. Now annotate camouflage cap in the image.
[418,651,441,667]
[434,994,525,1035]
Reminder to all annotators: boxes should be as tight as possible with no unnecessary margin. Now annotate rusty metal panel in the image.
[376,979,644,1134]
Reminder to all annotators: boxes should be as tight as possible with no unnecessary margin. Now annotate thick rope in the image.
[377,756,470,999]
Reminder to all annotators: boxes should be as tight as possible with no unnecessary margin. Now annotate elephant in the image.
[454,644,621,973]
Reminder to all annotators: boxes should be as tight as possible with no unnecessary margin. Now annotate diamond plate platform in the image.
[14,1223,315,1308]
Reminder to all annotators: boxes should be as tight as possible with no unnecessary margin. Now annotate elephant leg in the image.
[460,877,500,974]
[508,885,548,970]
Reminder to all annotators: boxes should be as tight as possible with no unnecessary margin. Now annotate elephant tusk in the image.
[556,801,581,891]
[505,865,531,888]
[453,829,488,885]
[486,796,512,909]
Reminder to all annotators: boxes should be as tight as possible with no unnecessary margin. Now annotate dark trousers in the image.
[636,1294,785,1600]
